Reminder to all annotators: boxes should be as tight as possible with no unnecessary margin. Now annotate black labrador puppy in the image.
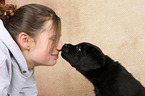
[61,42,145,96]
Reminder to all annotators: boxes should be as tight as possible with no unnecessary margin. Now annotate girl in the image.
[0,4,62,96]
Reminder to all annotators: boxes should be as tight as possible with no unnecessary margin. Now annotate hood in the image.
[0,19,31,77]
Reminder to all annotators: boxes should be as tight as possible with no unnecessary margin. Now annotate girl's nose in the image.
[56,40,63,51]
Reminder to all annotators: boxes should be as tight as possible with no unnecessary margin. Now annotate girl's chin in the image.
[45,60,57,66]
[35,59,58,67]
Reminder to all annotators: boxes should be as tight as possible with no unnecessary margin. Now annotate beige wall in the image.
[6,0,145,96]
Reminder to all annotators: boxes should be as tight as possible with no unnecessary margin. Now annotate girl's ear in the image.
[18,32,31,50]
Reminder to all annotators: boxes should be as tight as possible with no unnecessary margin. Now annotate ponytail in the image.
[0,4,17,24]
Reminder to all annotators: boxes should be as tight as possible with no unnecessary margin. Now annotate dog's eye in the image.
[76,46,81,52]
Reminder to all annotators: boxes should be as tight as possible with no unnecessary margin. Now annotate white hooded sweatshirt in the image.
[0,19,38,96]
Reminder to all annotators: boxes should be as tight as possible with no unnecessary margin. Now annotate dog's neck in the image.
[83,56,122,87]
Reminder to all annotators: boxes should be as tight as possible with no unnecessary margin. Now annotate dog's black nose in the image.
[64,44,69,47]
[62,44,71,53]
[63,44,72,48]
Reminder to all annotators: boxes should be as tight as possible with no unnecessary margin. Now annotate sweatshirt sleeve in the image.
[0,55,11,96]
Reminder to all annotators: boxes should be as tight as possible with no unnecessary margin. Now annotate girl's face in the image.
[27,20,63,68]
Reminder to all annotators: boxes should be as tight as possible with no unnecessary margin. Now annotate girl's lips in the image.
[51,54,59,59]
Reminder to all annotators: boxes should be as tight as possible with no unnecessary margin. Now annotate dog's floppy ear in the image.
[80,46,106,72]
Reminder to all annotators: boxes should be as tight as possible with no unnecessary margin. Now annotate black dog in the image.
[61,42,145,96]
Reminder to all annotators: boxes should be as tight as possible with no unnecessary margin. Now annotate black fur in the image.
[61,42,145,96]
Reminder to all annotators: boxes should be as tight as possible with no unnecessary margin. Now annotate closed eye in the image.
[49,35,56,40]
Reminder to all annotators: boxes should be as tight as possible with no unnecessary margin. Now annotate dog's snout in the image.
[62,44,72,53]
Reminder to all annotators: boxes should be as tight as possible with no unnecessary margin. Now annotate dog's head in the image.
[61,42,105,73]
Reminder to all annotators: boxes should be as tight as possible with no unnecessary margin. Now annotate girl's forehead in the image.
[40,19,61,38]
[40,21,54,35]
[42,20,54,31]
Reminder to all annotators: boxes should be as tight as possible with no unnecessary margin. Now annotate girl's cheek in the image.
[48,41,55,53]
